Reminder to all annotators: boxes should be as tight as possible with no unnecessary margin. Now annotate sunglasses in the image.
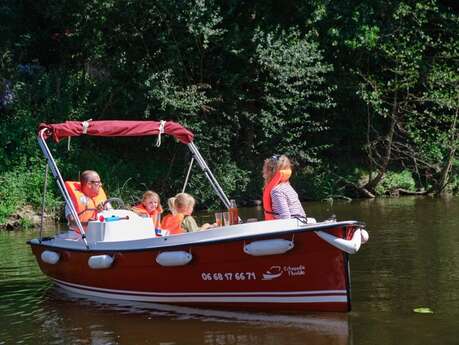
[270,154,280,162]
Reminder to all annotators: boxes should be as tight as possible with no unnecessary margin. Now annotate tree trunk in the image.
[365,88,399,193]
[434,108,458,195]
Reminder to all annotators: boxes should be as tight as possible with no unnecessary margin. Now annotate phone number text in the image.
[201,272,256,281]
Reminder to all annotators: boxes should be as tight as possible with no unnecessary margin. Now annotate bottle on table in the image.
[229,199,239,225]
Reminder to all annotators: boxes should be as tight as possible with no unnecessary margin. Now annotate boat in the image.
[28,120,369,313]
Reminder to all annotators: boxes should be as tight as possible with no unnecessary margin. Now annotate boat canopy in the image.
[37,119,231,245]
[38,120,194,144]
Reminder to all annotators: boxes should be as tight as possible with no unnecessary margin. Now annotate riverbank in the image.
[0,205,55,231]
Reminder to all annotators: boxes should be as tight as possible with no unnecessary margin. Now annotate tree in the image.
[348,0,458,196]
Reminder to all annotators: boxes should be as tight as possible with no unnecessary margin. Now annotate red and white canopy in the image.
[38,120,194,144]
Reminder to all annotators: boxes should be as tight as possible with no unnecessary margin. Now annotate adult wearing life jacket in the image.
[262,154,306,220]
[132,190,163,229]
[65,170,108,228]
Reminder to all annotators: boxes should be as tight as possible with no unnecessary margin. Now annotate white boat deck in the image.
[30,210,360,252]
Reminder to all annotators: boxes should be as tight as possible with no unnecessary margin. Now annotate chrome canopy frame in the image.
[37,126,232,247]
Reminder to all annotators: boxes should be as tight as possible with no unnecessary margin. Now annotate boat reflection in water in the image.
[43,286,352,345]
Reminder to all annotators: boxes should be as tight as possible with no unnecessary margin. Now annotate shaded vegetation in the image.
[0,0,457,224]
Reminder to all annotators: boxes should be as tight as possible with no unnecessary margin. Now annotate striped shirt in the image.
[271,182,306,219]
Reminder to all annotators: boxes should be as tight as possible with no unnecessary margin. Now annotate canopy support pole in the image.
[182,157,194,193]
[187,142,231,209]
[38,129,89,249]
[39,163,49,242]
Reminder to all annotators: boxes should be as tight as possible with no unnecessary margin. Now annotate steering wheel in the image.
[102,197,126,209]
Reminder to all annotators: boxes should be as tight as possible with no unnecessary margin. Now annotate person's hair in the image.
[142,191,161,206]
[80,170,99,185]
[263,154,292,184]
[167,197,176,215]
[277,155,292,171]
[174,193,195,213]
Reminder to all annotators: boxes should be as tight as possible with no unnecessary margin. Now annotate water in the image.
[1,196,459,344]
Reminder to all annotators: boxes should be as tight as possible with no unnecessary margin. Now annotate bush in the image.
[0,158,62,223]
[188,161,250,210]
[294,164,346,200]
[375,170,416,196]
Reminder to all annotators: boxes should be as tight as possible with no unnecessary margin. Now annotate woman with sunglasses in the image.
[262,155,306,220]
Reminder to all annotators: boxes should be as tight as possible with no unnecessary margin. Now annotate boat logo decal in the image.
[284,265,306,277]
[262,266,283,280]
[262,265,306,280]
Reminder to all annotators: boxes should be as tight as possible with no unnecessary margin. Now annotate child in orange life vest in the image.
[176,193,216,232]
[132,191,163,229]
[160,197,177,232]
[162,193,215,233]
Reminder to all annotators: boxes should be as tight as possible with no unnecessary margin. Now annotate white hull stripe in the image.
[53,279,348,304]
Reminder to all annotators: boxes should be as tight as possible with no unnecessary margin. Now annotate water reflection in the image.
[30,287,351,345]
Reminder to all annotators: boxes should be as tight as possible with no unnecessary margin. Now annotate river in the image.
[1,196,458,344]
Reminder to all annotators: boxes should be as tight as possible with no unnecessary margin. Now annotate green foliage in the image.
[405,49,459,165]
[252,27,334,160]
[295,165,338,201]
[343,0,459,193]
[375,170,417,196]
[295,165,371,200]
[0,0,458,226]
[145,70,213,114]
[345,25,380,49]
[449,164,459,193]
[0,68,97,170]
[0,159,62,223]
[188,161,250,210]
[183,0,225,50]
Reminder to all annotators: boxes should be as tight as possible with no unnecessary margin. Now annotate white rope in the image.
[82,119,92,134]
[156,120,166,147]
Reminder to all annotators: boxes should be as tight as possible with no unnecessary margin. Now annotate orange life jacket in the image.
[161,213,185,235]
[262,169,292,220]
[132,203,163,229]
[65,181,107,224]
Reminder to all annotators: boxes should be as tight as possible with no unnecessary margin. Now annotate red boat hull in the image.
[30,225,354,313]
